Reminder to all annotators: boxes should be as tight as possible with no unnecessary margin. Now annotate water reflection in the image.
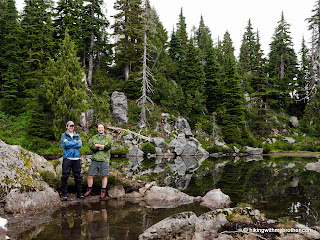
[18,200,208,240]
[121,154,320,225]
[61,205,82,240]
[15,155,320,239]
[87,201,109,239]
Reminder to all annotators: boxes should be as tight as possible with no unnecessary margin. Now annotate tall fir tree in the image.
[176,8,188,50]
[195,16,213,63]
[82,0,109,86]
[0,0,24,114]
[267,12,299,110]
[54,0,85,62]
[21,0,55,96]
[20,0,55,141]
[112,0,144,81]
[204,46,222,114]
[219,31,246,143]
[179,39,206,126]
[249,30,270,136]
[44,30,87,138]
[238,19,258,93]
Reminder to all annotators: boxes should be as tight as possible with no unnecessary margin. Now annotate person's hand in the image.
[63,139,68,142]
[99,145,104,150]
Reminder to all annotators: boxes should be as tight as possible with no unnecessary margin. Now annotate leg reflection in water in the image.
[87,201,109,239]
[61,205,82,240]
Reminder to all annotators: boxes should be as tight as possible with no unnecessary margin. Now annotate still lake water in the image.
[11,155,320,239]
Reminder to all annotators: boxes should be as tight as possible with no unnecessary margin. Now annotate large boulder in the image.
[244,146,263,155]
[5,187,60,213]
[194,211,229,239]
[168,134,209,156]
[282,137,296,144]
[181,141,197,156]
[174,117,193,137]
[0,140,60,213]
[305,160,320,173]
[127,145,144,157]
[111,91,128,125]
[168,138,185,156]
[143,186,195,208]
[139,212,197,240]
[152,137,166,148]
[108,185,125,198]
[201,189,231,210]
[289,116,299,128]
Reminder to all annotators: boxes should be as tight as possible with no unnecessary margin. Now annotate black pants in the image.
[61,158,83,196]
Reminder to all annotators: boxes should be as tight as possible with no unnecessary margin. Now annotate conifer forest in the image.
[2,0,320,153]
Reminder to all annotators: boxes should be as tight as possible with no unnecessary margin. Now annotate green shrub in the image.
[263,144,271,154]
[40,170,60,189]
[111,146,129,155]
[141,142,156,155]
[206,145,228,153]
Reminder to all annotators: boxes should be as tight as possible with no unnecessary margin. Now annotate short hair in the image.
[97,122,105,128]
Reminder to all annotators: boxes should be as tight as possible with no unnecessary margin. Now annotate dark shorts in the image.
[88,160,109,176]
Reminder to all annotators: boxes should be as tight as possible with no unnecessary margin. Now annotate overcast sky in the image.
[16,0,316,57]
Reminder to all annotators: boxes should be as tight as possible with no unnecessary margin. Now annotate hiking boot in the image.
[100,188,107,199]
[61,194,68,201]
[77,193,85,199]
[84,188,93,198]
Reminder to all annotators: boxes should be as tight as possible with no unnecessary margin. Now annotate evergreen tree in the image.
[21,0,55,96]
[179,39,206,126]
[112,0,144,81]
[176,8,188,49]
[238,19,257,92]
[195,15,213,63]
[267,12,299,109]
[304,0,320,123]
[149,11,182,113]
[219,32,246,143]
[0,0,23,114]
[204,46,221,114]
[20,0,56,141]
[293,37,310,116]
[54,0,85,61]
[168,29,182,63]
[82,0,109,86]
[44,30,87,138]
[249,31,270,136]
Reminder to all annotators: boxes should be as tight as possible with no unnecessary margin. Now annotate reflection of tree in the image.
[61,205,82,240]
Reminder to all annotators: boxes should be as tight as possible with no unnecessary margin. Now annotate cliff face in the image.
[0,140,60,213]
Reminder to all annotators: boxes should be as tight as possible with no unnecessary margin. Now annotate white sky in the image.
[16,0,315,57]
